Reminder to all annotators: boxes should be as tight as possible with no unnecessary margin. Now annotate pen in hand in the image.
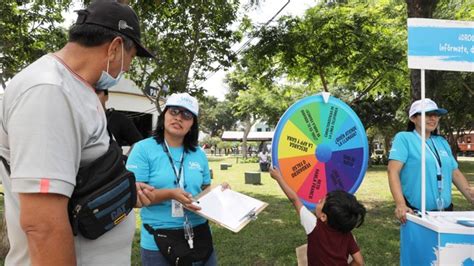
[191,198,200,204]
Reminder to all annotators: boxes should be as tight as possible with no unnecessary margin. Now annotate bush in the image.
[239,157,259,163]
[0,194,9,259]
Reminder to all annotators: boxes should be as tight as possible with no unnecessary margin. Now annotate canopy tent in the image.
[407,18,473,215]
[400,19,473,266]
[221,131,274,141]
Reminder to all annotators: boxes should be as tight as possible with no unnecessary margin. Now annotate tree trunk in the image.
[367,135,374,167]
[241,118,257,159]
[384,134,393,156]
[410,69,422,100]
[242,123,252,159]
[0,75,6,90]
[446,129,460,161]
[406,0,439,101]
[406,0,438,17]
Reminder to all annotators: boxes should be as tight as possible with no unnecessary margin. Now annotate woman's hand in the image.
[182,201,201,212]
[387,160,414,223]
[135,182,155,208]
[172,188,193,204]
[394,203,413,224]
[172,188,202,211]
[452,169,474,205]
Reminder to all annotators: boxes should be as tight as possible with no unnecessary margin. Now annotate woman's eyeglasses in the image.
[414,112,440,118]
[168,107,194,121]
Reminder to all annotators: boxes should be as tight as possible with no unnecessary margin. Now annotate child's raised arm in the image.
[269,166,303,214]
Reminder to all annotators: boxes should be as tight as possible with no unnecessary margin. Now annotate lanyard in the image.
[163,140,185,189]
[426,139,442,174]
[413,131,442,190]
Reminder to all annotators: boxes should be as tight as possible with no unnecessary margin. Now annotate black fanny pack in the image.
[0,139,136,240]
[144,221,214,266]
[68,139,137,240]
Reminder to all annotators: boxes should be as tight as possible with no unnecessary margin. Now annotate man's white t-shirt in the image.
[0,54,135,265]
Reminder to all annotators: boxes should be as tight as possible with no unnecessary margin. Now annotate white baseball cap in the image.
[164,93,199,116]
[408,98,447,117]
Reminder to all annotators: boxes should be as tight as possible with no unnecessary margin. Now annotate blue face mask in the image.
[96,42,125,90]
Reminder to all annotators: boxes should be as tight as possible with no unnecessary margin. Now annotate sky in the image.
[61,0,318,100]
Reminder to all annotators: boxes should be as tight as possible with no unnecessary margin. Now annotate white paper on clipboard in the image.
[190,185,268,233]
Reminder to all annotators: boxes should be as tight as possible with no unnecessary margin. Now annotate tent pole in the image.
[421,69,426,218]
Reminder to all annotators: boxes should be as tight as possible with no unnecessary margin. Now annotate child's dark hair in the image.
[322,190,366,233]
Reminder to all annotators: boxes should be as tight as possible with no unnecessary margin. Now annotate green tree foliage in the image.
[201,135,221,149]
[431,71,474,157]
[0,1,70,88]
[230,0,473,158]
[228,1,412,157]
[199,95,237,137]
[125,0,244,112]
[230,2,408,124]
[248,3,407,97]
[225,61,298,158]
[433,0,474,19]
[230,84,266,158]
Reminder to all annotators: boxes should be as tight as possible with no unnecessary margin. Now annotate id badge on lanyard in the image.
[171,168,184,217]
[171,168,185,218]
[172,200,184,217]
[164,141,186,217]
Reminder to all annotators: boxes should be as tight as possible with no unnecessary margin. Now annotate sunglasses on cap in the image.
[168,106,194,121]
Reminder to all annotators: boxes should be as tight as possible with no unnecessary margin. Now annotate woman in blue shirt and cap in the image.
[387,98,473,223]
[127,93,226,265]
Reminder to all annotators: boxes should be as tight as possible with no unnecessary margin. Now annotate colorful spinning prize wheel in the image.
[272,94,368,210]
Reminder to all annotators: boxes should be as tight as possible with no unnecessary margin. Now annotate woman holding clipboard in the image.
[127,93,226,266]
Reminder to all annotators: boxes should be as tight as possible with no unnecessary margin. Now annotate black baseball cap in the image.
[75,0,155,58]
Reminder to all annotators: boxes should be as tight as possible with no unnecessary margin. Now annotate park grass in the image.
[132,157,473,265]
[1,159,473,265]
[193,160,400,265]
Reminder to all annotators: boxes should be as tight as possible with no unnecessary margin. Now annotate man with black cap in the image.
[0,1,154,265]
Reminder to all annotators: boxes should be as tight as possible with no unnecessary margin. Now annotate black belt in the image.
[404,196,453,212]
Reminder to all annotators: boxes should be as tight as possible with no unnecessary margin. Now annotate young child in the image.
[270,167,366,266]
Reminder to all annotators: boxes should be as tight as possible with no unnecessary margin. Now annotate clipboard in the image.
[186,185,268,233]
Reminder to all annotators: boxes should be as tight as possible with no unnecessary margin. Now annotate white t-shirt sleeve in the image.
[7,85,81,197]
[299,206,317,234]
